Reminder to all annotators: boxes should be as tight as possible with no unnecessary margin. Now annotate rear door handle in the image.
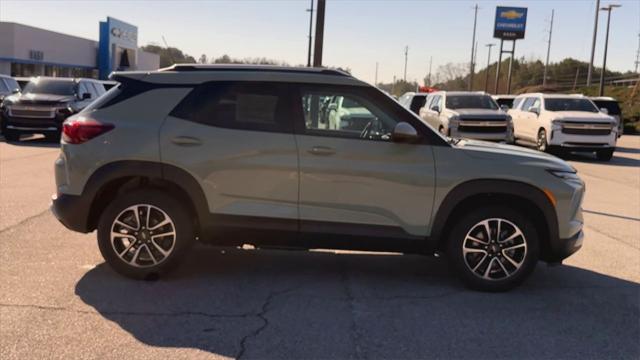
[171,136,202,146]
[308,146,335,156]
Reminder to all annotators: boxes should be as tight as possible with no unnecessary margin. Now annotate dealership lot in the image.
[1,136,638,359]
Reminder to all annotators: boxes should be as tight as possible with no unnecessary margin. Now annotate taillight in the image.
[62,118,114,144]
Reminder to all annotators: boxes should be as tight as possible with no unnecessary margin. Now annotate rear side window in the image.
[170,82,292,133]
[79,84,122,113]
[410,95,427,113]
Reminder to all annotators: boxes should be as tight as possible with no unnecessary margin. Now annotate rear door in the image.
[292,84,436,240]
[160,81,299,231]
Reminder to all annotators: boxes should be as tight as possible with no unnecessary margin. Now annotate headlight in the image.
[551,120,563,131]
[449,115,460,127]
[548,169,580,181]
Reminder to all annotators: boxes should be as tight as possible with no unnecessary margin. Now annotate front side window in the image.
[0,79,9,92]
[521,97,536,111]
[544,98,598,113]
[171,82,292,133]
[410,95,427,113]
[591,100,620,115]
[300,90,399,141]
[512,97,524,109]
[445,95,498,110]
[430,95,441,110]
[23,79,75,96]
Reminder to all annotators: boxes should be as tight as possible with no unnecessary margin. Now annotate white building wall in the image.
[136,49,160,71]
[1,22,98,68]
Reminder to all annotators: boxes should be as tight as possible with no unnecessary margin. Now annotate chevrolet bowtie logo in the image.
[500,10,524,20]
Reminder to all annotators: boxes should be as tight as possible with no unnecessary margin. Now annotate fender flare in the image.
[430,179,559,246]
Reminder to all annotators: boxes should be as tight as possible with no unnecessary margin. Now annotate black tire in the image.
[596,148,614,161]
[3,129,20,142]
[44,131,61,143]
[97,189,196,279]
[446,206,539,292]
[536,129,548,152]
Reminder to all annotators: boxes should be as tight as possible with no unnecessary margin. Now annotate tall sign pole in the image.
[484,43,495,92]
[493,6,527,94]
[312,0,325,67]
[306,0,314,67]
[599,4,622,97]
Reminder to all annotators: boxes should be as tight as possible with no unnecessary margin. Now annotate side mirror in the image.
[431,105,440,113]
[500,105,509,112]
[11,88,20,94]
[81,92,91,100]
[392,122,419,143]
[328,103,337,111]
[600,107,609,115]
[528,106,539,116]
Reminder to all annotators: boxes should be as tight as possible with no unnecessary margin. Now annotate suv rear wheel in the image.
[446,206,539,292]
[97,189,195,279]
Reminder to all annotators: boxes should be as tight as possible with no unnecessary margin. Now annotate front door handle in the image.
[308,146,335,156]
[171,136,202,146]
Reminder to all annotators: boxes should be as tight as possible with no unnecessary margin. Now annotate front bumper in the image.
[547,229,584,263]
[549,129,617,150]
[450,128,514,142]
[51,193,92,233]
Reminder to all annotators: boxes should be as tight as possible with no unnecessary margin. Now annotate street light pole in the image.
[403,46,408,82]
[587,0,601,86]
[599,4,621,96]
[468,4,479,90]
[484,43,495,92]
[312,0,325,67]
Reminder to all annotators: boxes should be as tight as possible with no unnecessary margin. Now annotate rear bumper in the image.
[51,193,92,233]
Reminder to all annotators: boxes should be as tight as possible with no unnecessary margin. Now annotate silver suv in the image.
[51,65,585,291]
[420,91,514,142]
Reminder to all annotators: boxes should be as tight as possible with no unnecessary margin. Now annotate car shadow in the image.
[0,134,59,148]
[561,151,640,167]
[615,145,640,154]
[75,246,639,359]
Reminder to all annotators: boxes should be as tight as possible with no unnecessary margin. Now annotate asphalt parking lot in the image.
[1,135,638,359]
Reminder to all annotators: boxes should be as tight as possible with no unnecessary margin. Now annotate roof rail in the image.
[158,64,351,77]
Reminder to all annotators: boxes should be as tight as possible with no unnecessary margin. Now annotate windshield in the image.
[23,79,75,96]
[592,100,621,115]
[446,95,498,110]
[545,98,598,112]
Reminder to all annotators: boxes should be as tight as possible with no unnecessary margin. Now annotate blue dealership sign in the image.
[99,17,138,79]
[494,6,527,40]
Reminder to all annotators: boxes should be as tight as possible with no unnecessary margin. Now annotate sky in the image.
[1,0,638,85]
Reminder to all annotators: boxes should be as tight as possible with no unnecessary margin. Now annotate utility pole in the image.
[599,4,621,96]
[573,68,580,90]
[484,43,495,92]
[543,9,554,86]
[306,0,314,67]
[587,0,601,86]
[374,62,378,86]
[312,0,325,67]
[468,4,479,90]
[403,46,409,82]
[392,75,396,95]
[427,56,433,86]
[634,33,640,73]
[506,41,516,94]
[494,39,504,93]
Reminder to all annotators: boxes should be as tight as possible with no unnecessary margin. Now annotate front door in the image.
[293,85,436,239]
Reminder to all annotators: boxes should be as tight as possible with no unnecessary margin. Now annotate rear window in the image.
[592,100,621,115]
[170,81,292,133]
[79,84,121,113]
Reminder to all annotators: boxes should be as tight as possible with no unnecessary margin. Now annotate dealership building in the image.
[0,17,160,79]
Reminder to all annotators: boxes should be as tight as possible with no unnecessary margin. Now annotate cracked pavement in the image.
[1,136,639,359]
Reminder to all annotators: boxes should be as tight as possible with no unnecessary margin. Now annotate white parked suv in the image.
[419,91,513,142]
[509,93,618,160]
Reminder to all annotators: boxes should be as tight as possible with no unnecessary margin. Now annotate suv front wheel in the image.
[97,189,195,279]
[446,206,539,291]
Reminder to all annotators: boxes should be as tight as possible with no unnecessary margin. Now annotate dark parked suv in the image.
[51,65,585,291]
[0,77,105,141]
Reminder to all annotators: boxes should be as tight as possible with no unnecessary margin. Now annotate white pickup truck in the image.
[509,93,618,161]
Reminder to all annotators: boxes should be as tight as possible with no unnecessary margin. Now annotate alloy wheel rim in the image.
[110,204,176,268]
[537,131,546,151]
[462,218,527,281]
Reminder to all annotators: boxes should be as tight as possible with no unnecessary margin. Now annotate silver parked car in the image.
[52,65,585,291]
[420,91,514,142]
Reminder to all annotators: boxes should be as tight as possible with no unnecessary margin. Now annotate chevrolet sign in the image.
[494,6,527,40]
